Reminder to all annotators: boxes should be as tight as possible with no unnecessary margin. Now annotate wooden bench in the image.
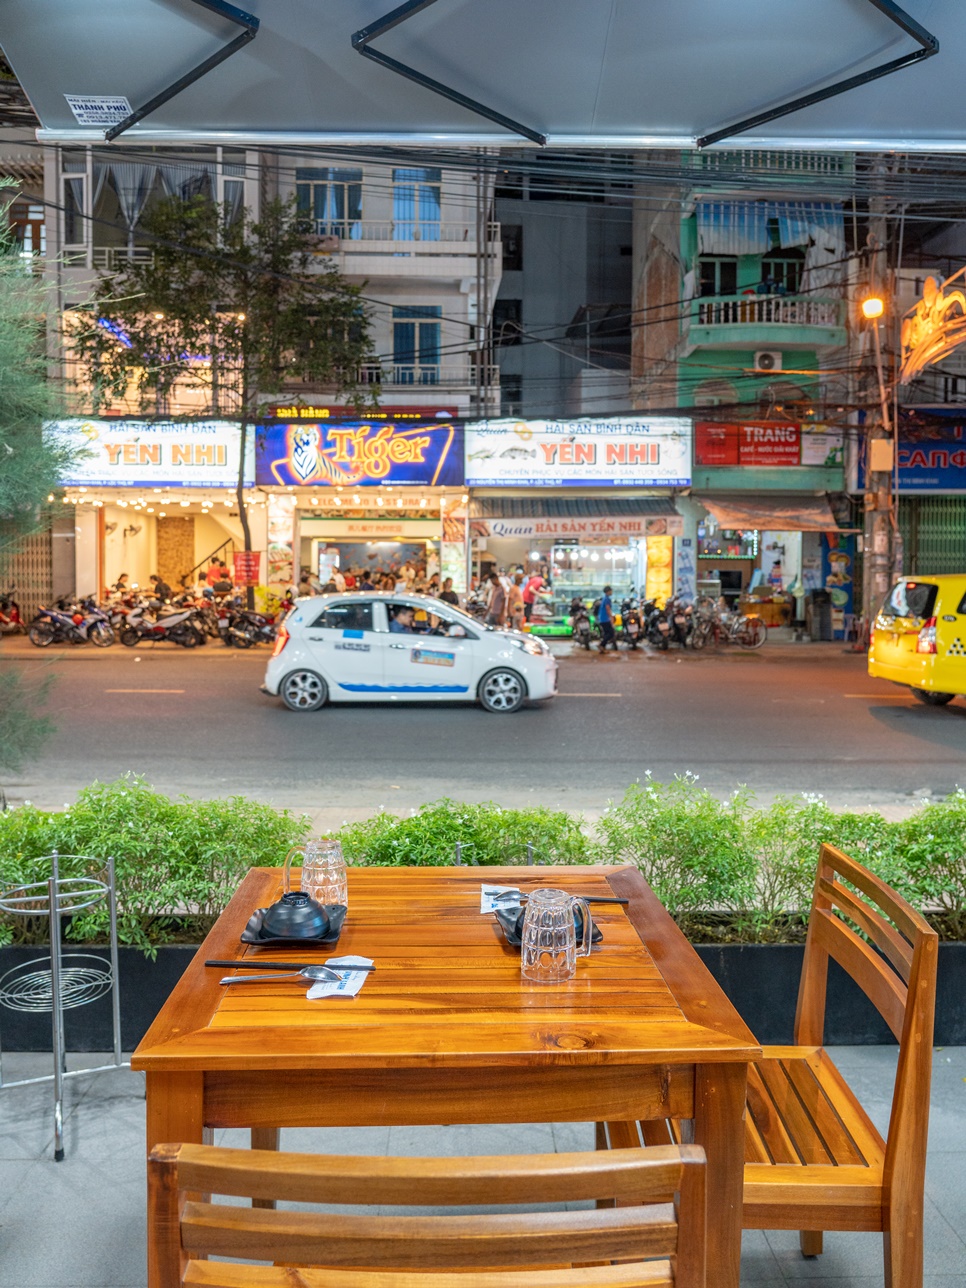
[601,843,938,1287]
[148,1140,707,1287]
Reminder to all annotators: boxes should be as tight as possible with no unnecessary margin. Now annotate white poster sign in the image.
[49,419,254,488]
[465,416,692,487]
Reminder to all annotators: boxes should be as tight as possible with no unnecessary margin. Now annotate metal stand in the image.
[0,853,127,1161]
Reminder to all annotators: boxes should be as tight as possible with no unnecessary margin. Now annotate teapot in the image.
[259,890,330,940]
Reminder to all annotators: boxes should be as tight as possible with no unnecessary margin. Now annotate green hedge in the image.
[1,773,965,952]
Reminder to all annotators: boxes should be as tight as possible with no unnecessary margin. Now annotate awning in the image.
[471,497,677,519]
[698,496,841,532]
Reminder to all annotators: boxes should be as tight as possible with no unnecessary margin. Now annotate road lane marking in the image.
[104,688,185,693]
[557,692,623,698]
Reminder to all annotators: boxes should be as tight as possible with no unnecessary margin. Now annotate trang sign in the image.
[48,419,253,487]
[465,417,692,487]
[256,419,463,487]
[695,422,844,469]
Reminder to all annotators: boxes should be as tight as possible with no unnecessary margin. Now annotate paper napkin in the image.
[306,955,373,1000]
[480,884,523,914]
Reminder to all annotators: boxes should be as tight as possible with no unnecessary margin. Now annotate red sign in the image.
[696,422,801,467]
[233,551,261,586]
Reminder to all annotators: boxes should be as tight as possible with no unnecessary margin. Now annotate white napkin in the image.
[480,884,522,914]
[306,955,373,1000]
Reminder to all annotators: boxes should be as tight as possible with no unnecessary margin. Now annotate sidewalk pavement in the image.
[2,1047,965,1286]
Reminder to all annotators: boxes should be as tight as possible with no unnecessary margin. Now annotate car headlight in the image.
[509,635,546,657]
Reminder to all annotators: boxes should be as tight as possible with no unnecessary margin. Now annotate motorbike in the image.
[665,594,694,648]
[619,597,642,649]
[225,606,277,648]
[119,601,206,648]
[0,588,24,635]
[29,598,115,648]
[642,598,671,650]
[569,596,592,650]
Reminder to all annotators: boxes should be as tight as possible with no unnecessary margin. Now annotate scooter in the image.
[0,588,24,634]
[642,598,671,650]
[119,601,205,648]
[620,597,642,649]
[569,596,592,649]
[29,598,115,648]
[666,594,694,648]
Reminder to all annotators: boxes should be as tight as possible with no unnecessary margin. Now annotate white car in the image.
[262,592,558,714]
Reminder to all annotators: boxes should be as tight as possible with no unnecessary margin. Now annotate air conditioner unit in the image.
[754,350,782,373]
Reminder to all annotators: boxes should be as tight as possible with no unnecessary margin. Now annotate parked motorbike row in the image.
[22,588,295,650]
[568,593,767,651]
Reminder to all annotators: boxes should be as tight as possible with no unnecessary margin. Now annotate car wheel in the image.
[280,669,328,712]
[911,688,955,706]
[478,668,526,714]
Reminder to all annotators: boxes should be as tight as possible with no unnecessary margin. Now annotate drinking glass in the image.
[283,839,348,908]
[520,888,592,984]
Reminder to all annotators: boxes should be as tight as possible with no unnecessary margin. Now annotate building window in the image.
[9,201,45,258]
[495,168,523,200]
[392,306,441,383]
[501,374,523,417]
[296,168,363,239]
[502,224,523,272]
[698,256,738,297]
[392,168,441,240]
[493,299,522,346]
[761,249,805,294]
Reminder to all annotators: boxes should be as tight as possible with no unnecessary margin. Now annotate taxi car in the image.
[868,574,966,705]
[263,592,558,714]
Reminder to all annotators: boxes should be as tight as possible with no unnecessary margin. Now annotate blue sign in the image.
[255,419,463,488]
[861,413,966,492]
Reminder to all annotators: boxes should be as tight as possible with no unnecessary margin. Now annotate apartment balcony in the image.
[91,246,155,270]
[686,293,847,352]
[685,149,853,197]
[357,362,499,391]
[306,220,501,286]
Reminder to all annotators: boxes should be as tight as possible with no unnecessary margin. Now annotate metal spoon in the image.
[220,965,360,985]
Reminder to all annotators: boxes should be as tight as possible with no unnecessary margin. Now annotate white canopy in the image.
[2,0,963,150]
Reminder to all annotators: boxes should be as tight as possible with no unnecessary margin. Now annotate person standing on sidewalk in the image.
[597,584,617,653]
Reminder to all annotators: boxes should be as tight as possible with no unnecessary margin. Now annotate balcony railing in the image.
[92,246,156,270]
[305,220,500,245]
[689,150,852,177]
[694,294,844,329]
[358,363,499,389]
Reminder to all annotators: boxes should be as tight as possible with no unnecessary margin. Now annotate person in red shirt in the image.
[522,571,545,622]
[205,560,222,588]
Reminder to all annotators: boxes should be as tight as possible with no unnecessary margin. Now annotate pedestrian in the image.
[522,569,544,622]
[205,560,222,588]
[298,568,317,596]
[438,576,460,607]
[113,572,129,593]
[331,566,346,593]
[597,583,617,653]
[508,572,525,630]
[149,573,173,602]
[484,572,506,627]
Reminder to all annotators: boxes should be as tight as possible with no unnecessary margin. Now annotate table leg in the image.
[692,1062,747,1288]
[145,1071,210,1288]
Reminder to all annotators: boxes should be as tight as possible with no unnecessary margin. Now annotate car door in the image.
[382,602,478,699]
[302,599,385,698]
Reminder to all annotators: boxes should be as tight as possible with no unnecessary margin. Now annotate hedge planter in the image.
[2,942,965,1052]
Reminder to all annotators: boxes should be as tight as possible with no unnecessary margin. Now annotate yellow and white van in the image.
[868,575,966,705]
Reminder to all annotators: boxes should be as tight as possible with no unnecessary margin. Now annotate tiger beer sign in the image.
[256,418,463,488]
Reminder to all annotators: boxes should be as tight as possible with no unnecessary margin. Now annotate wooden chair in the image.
[601,843,938,1288]
[147,1140,707,1287]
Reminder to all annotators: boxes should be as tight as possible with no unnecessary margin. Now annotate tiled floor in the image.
[2,1046,965,1286]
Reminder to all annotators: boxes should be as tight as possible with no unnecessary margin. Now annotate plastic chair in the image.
[0,852,127,1160]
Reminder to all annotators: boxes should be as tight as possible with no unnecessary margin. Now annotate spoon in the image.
[220,965,362,985]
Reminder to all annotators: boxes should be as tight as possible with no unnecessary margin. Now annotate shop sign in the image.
[440,495,468,593]
[886,418,966,492]
[48,419,254,487]
[256,418,463,487]
[464,417,691,487]
[265,404,457,421]
[233,551,262,586]
[300,519,440,539]
[471,515,683,539]
[695,422,844,469]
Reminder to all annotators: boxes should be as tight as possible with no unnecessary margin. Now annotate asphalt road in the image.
[3,637,965,819]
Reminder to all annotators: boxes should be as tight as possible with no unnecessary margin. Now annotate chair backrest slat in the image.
[150,1142,706,1287]
[816,874,913,983]
[810,908,907,1040]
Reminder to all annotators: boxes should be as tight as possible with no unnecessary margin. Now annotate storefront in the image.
[46,418,257,596]
[893,410,966,577]
[254,408,466,596]
[464,415,692,613]
[690,419,850,621]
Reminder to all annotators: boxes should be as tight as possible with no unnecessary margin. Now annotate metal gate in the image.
[899,497,966,576]
[0,523,53,621]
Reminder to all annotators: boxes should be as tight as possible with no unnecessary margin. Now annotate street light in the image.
[860,292,899,614]
[861,296,885,320]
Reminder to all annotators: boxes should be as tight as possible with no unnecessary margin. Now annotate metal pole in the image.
[455,841,462,866]
[107,857,122,1067]
[526,843,534,866]
[48,872,66,1162]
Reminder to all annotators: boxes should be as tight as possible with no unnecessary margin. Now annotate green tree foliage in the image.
[69,195,374,554]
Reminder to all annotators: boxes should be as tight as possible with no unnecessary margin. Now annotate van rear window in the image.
[882,581,938,621]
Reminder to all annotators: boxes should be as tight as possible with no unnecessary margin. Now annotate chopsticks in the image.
[491,893,629,906]
[205,959,376,972]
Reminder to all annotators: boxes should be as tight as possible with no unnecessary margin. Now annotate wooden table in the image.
[134,865,759,1287]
